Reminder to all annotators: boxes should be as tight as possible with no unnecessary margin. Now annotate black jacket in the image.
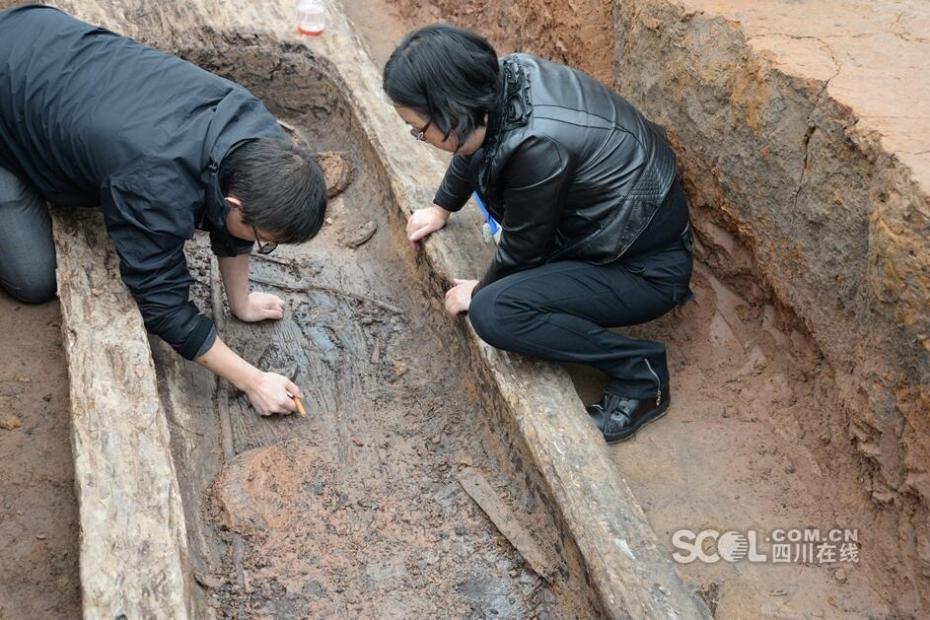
[434,54,678,290]
[0,5,286,359]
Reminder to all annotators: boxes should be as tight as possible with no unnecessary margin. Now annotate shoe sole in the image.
[603,400,671,444]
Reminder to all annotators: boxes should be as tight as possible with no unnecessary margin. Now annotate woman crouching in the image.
[383,25,694,443]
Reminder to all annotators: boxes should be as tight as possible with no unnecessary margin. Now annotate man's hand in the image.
[244,371,303,416]
[197,337,304,417]
[445,278,478,315]
[406,205,451,247]
[233,291,285,323]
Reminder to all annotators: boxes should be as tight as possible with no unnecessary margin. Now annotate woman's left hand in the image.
[444,279,478,315]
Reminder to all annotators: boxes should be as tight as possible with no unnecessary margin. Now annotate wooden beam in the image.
[457,468,558,581]
[52,209,195,619]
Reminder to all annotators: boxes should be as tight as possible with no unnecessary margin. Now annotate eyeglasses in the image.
[410,119,431,141]
[252,226,278,255]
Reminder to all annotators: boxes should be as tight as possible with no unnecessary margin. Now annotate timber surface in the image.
[53,209,195,619]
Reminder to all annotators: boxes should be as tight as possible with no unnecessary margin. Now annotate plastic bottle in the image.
[296,0,327,36]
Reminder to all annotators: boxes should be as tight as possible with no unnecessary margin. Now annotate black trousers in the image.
[469,193,693,399]
[0,166,56,304]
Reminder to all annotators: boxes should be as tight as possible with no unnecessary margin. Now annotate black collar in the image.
[487,56,532,143]
[476,56,532,189]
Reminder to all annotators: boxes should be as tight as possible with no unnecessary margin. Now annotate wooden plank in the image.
[52,209,195,619]
[150,292,227,617]
[457,469,557,581]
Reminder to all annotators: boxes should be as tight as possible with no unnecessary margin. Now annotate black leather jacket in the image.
[434,54,678,290]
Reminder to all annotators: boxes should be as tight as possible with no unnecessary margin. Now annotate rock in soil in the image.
[0,414,22,430]
[338,219,378,249]
[315,151,355,198]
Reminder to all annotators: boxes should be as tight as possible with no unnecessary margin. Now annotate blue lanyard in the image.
[472,192,499,235]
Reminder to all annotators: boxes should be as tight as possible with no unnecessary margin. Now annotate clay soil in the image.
[578,262,895,617]
[0,295,80,619]
[195,223,575,618]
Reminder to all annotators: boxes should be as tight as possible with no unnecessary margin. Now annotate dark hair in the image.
[383,24,499,144]
[220,138,327,243]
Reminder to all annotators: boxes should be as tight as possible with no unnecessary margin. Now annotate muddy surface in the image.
[0,296,80,619]
[202,242,562,617]
[160,45,596,619]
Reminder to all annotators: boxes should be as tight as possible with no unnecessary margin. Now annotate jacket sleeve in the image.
[477,136,574,291]
[433,152,479,212]
[101,178,215,360]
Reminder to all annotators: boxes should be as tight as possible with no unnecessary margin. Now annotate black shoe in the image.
[587,386,671,443]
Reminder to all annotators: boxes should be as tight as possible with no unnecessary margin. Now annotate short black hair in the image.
[383,24,499,145]
[220,138,327,243]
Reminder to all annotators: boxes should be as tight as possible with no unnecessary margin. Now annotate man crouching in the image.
[0,5,326,415]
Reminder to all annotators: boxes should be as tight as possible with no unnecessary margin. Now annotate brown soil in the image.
[161,43,599,618]
[569,262,896,617]
[385,0,614,83]
[0,2,907,616]
[0,295,80,619]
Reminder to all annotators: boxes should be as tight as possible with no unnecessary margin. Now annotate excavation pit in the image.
[152,41,601,618]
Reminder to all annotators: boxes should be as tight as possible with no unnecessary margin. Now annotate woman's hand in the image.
[233,291,285,323]
[445,278,478,315]
[406,205,451,247]
[244,371,302,416]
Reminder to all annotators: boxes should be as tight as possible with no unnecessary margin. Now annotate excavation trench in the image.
[151,43,599,618]
[24,0,925,616]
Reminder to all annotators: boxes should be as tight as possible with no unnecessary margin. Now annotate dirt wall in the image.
[392,0,614,83]
[4,0,926,612]
[609,2,930,611]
